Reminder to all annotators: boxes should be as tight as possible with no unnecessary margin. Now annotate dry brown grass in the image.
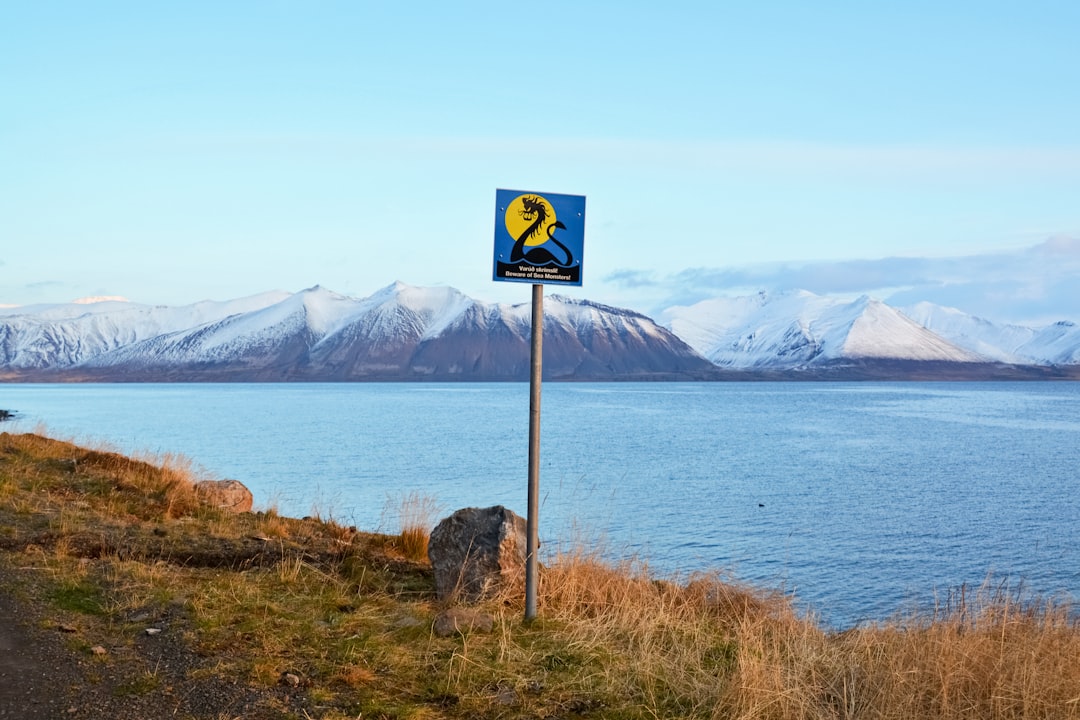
[386,490,442,563]
[0,431,204,521]
[525,546,797,717]
[805,584,1080,720]
[524,548,1080,719]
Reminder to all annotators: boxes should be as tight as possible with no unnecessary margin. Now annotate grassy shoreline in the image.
[2,431,1078,719]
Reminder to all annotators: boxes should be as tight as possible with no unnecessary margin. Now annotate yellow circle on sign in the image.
[504,194,557,247]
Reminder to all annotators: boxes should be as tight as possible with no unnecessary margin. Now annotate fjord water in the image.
[5,382,1078,628]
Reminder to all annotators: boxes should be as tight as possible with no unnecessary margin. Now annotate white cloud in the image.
[605,236,1080,326]
[72,295,131,304]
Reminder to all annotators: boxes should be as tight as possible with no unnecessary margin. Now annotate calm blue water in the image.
[3,382,1078,628]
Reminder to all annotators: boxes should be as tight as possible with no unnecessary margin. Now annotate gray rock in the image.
[427,506,527,602]
[194,479,253,513]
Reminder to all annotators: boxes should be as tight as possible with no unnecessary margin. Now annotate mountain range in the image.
[0,283,713,381]
[662,290,1080,378]
[1,283,1077,381]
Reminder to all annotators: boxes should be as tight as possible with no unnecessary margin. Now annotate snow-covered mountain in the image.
[661,290,1080,374]
[2,284,1077,381]
[0,283,714,381]
[0,291,290,369]
[902,302,1080,366]
[663,291,981,369]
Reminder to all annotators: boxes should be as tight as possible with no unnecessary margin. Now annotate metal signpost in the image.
[493,189,586,620]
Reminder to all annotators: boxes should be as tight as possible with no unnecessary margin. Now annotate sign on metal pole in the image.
[493,189,586,286]
[493,189,586,621]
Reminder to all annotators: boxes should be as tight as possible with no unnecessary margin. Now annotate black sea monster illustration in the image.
[510,195,574,267]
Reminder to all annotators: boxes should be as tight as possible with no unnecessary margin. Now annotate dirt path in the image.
[0,571,292,720]
[0,589,81,718]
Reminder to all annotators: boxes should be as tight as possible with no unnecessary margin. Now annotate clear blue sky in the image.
[3,1,1079,324]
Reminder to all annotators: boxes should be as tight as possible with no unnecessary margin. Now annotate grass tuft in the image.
[386,491,442,563]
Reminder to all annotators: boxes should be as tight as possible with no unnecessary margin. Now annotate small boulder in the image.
[428,506,527,602]
[194,479,253,513]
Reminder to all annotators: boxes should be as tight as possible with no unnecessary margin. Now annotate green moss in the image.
[48,581,107,615]
[112,673,162,697]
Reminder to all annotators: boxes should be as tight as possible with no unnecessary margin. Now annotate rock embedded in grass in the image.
[193,479,253,513]
[428,505,526,602]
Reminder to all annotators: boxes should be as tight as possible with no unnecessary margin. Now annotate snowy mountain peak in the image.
[899,301,1080,365]
[548,295,652,321]
[664,290,984,369]
[842,299,981,362]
